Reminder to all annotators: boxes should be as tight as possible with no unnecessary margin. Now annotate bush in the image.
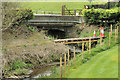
[82,8,120,26]
[14,8,33,25]
[3,8,33,31]
[88,2,120,9]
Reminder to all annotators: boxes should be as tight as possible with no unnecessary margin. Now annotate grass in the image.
[44,30,119,78]
[67,45,118,78]
[22,2,106,11]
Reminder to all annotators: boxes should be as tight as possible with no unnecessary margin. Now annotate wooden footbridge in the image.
[54,36,104,44]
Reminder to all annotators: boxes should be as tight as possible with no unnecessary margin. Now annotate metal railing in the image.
[32,10,61,15]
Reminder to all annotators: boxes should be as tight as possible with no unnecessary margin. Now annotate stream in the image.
[28,44,82,78]
[29,66,52,78]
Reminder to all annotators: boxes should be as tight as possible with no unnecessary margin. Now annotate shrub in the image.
[14,8,33,25]
[3,8,33,31]
[82,8,120,26]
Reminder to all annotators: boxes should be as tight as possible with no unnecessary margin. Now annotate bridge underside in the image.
[27,14,84,38]
[28,22,75,31]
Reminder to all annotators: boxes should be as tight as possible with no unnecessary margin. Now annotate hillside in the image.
[67,45,118,78]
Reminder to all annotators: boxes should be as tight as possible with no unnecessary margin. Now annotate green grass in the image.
[67,45,118,78]
[22,2,106,11]
[46,30,119,78]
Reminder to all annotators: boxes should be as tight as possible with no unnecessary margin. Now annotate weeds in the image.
[33,43,37,46]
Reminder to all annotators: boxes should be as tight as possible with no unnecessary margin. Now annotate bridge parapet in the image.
[28,14,84,24]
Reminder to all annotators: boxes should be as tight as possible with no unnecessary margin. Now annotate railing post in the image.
[89,38,91,54]
[74,9,76,16]
[82,42,84,59]
[61,5,65,16]
[68,48,70,72]
[109,32,111,47]
[100,37,102,48]
[111,24,112,37]
[64,53,66,77]
[60,57,62,80]
[115,29,116,43]
[73,46,76,68]
[89,38,91,55]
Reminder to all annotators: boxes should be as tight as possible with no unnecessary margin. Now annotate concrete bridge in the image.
[28,14,85,38]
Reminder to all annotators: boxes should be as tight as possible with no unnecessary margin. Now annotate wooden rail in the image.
[54,37,104,44]
[32,5,82,16]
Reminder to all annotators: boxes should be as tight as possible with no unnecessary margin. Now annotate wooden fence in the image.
[61,5,82,16]
[60,25,119,78]
[32,5,82,16]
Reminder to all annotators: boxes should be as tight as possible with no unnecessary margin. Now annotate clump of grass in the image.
[33,43,37,46]
[12,60,26,71]
[23,44,27,47]
[47,35,55,40]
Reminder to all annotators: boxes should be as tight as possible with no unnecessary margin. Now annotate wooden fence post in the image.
[82,42,84,59]
[117,26,119,41]
[111,24,112,37]
[100,37,102,48]
[61,5,64,15]
[61,5,65,15]
[60,57,62,80]
[73,46,76,68]
[115,29,116,43]
[64,53,66,77]
[109,32,111,47]
[117,26,119,36]
[89,38,91,55]
[74,9,76,16]
[68,48,70,72]
[61,5,63,15]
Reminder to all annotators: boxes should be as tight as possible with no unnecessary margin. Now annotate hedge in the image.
[82,8,120,26]
[87,2,120,9]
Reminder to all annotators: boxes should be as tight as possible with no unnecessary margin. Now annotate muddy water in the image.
[29,45,82,78]
[29,66,52,78]
[29,62,62,78]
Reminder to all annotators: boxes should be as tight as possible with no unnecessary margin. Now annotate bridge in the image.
[27,5,85,38]
[28,14,84,27]
[28,14,85,38]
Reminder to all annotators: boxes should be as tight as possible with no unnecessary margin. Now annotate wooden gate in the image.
[61,5,82,16]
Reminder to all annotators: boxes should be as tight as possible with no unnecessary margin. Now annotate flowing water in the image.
[29,66,52,78]
[29,45,82,78]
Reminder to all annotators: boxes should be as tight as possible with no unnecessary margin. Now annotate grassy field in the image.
[22,2,106,11]
[67,45,118,78]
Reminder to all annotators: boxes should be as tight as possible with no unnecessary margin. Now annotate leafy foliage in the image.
[2,2,33,31]
[82,8,120,26]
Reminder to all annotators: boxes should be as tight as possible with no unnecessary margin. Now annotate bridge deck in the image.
[54,36,104,44]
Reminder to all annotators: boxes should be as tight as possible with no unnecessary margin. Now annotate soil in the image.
[2,25,67,78]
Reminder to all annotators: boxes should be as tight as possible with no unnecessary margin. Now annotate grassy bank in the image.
[67,45,118,78]
[42,29,119,78]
